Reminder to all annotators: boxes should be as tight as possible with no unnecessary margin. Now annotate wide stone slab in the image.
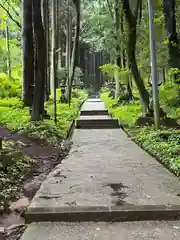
[81,101,106,112]
[80,109,108,116]
[21,221,180,240]
[76,116,119,129]
[80,101,108,116]
[86,98,102,102]
[25,129,180,222]
[25,205,180,222]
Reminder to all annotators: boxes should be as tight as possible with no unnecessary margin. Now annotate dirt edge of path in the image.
[0,126,73,240]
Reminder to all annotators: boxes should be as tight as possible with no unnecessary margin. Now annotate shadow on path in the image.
[104,183,129,206]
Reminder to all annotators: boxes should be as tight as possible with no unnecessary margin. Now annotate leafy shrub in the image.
[0,73,21,98]
[56,67,84,86]
[135,129,180,175]
[101,92,141,126]
[0,98,23,108]
[0,142,35,212]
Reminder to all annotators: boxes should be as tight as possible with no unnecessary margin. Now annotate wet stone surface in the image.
[21,221,180,240]
[81,100,105,112]
[29,128,180,209]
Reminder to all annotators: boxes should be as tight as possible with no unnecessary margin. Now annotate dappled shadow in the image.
[104,182,128,206]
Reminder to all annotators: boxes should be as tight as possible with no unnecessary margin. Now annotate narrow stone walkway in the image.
[21,221,180,240]
[27,128,180,210]
[21,99,180,239]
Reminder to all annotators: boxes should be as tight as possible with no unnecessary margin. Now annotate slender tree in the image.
[67,0,81,104]
[122,0,150,110]
[22,0,34,107]
[31,0,46,120]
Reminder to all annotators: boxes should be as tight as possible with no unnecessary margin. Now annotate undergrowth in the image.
[0,76,87,145]
[0,75,87,213]
[0,140,35,212]
[101,84,180,176]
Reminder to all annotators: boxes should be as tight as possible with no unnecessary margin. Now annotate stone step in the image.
[20,221,180,240]
[76,116,119,129]
[86,98,102,102]
[25,205,180,223]
[80,110,108,116]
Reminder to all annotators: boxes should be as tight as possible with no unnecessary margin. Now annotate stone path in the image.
[21,221,180,240]
[21,99,180,239]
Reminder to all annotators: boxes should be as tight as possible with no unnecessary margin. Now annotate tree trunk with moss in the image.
[122,0,150,111]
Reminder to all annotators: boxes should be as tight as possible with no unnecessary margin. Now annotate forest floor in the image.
[0,127,71,239]
[0,89,87,240]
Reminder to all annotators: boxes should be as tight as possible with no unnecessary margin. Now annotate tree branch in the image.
[0,3,21,29]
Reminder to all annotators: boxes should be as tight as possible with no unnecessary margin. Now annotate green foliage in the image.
[57,67,84,86]
[167,68,180,77]
[0,141,35,212]
[81,0,117,54]
[99,63,131,83]
[0,73,21,98]
[101,91,141,126]
[135,129,180,176]
[159,84,179,111]
[0,90,87,146]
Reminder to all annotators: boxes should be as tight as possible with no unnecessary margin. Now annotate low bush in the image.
[0,140,35,212]
[0,73,21,99]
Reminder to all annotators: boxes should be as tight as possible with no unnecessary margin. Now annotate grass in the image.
[101,84,180,176]
[0,89,87,146]
[101,92,142,126]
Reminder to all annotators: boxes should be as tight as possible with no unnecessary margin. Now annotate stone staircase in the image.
[19,98,180,240]
[77,99,119,129]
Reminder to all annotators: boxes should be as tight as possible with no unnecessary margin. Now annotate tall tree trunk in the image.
[114,0,121,98]
[162,0,180,101]
[64,0,72,101]
[31,0,46,121]
[42,0,50,101]
[50,0,57,96]
[22,0,34,107]
[120,7,132,100]
[122,0,149,110]
[67,0,80,104]
[162,0,180,69]
[55,0,61,69]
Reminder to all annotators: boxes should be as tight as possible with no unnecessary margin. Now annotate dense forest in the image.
[1,0,180,237]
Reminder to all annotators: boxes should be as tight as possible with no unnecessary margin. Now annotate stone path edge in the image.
[102,102,179,177]
[80,110,108,115]
[25,205,180,223]
[66,99,87,139]
[121,126,179,178]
